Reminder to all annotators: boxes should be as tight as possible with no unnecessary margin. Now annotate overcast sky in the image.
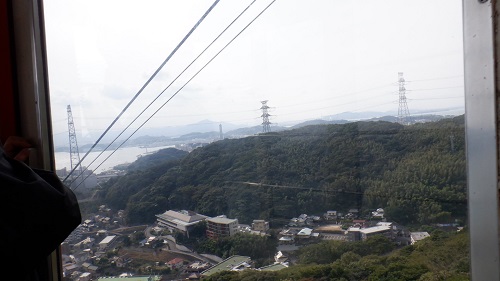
[43,0,464,147]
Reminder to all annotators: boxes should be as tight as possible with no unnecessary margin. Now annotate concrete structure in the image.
[78,272,91,281]
[324,210,337,220]
[258,262,288,271]
[296,227,313,239]
[252,220,269,233]
[201,255,252,277]
[187,261,211,272]
[96,276,162,281]
[166,257,185,269]
[206,216,239,239]
[156,210,208,236]
[347,227,362,241]
[98,235,117,250]
[359,225,392,240]
[410,232,430,245]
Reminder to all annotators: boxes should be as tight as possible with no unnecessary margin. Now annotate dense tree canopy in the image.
[203,230,469,281]
[98,116,466,226]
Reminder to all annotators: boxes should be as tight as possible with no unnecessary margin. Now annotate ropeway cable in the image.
[67,0,258,187]
[63,0,221,184]
[72,0,278,191]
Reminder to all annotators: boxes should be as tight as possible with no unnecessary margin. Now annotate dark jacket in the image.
[0,146,81,280]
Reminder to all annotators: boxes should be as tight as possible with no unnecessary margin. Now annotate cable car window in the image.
[43,0,470,280]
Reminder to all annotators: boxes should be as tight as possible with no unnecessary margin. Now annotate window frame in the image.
[6,0,500,280]
[463,0,500,280]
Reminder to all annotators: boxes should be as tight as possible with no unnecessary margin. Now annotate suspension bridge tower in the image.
[397,72,412,125]
[67,105,85,188]
[260,100,271,133]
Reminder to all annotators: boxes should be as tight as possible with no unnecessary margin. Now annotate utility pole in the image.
[397,72,411,125]
[67,105,85,188]
[260,100,271,133]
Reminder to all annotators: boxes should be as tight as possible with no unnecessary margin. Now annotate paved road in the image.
[145,226,222,264]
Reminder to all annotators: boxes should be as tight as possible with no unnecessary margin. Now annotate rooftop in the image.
[167,257,185,265]
[99,235,117,245]
[201,255,251,276]
[207,217,238,224]
[96,276,161,281]
[359,225,391,234]
[156,210,208,224]
[259,263,288,271]
[297,228,313,236]
[411,232,430,241]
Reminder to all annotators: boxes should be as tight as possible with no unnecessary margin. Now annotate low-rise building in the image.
[252,220,269,233]
[166,257,185,269]
[78,272,91,281]
[201,255,252,277]
[410,231,430,244]
[206,216,239,239]
[187,261,211,272]
[156,210,208,237]
[371,208,385,219]
[274,251,288,263]
[359,225,392,240]
[74,237,95,249]
[98,235,117,250]
[347,227,362,241]
[296,227,314,239]
[324,210,337,220]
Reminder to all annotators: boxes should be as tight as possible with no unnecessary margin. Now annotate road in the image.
[145,226,222,264]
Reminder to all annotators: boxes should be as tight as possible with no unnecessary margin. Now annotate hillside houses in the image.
[62,202,438,280]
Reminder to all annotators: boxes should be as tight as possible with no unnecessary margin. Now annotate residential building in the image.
[98,235,117,250]
[187,261,211,272]
[96,276,162,281]
[78,272,91,281]
[296,227,314,239]
[324,210,337,220]
[371,208,385,219]
[166,257,185,269]
[201,256,252,277]
[206,216,239,239]
[252,220,269,233]
[74,237,95,249]
[359,225,392,240]
[410,232,430,244]
[347,227,362,241]
[274,251,288,263]
[258,263,289,272]
[156,209,208,237]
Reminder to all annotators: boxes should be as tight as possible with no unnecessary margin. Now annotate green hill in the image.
[203,229,469,281]
[98,116,466,226]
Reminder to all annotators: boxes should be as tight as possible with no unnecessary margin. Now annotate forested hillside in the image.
[204,229,469,281]
[98,116,466,226]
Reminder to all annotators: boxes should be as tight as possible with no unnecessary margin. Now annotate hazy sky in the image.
[43,0,464,147]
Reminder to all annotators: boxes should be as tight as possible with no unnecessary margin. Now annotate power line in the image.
[227,181,467,204]
[278,90,396,117]
[63,0,221,184]
[71,0,278,190]
[278,83,395,109]
[409,96,463,101]
[67,0,257,186]
[405,75,463,83]
[406,85,463,92]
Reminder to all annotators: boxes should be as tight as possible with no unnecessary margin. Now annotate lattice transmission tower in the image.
[260,100,271,133]
[67,105,85,188]
[397,72,412,125]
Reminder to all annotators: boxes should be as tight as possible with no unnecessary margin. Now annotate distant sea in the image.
[54,145,174,174]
